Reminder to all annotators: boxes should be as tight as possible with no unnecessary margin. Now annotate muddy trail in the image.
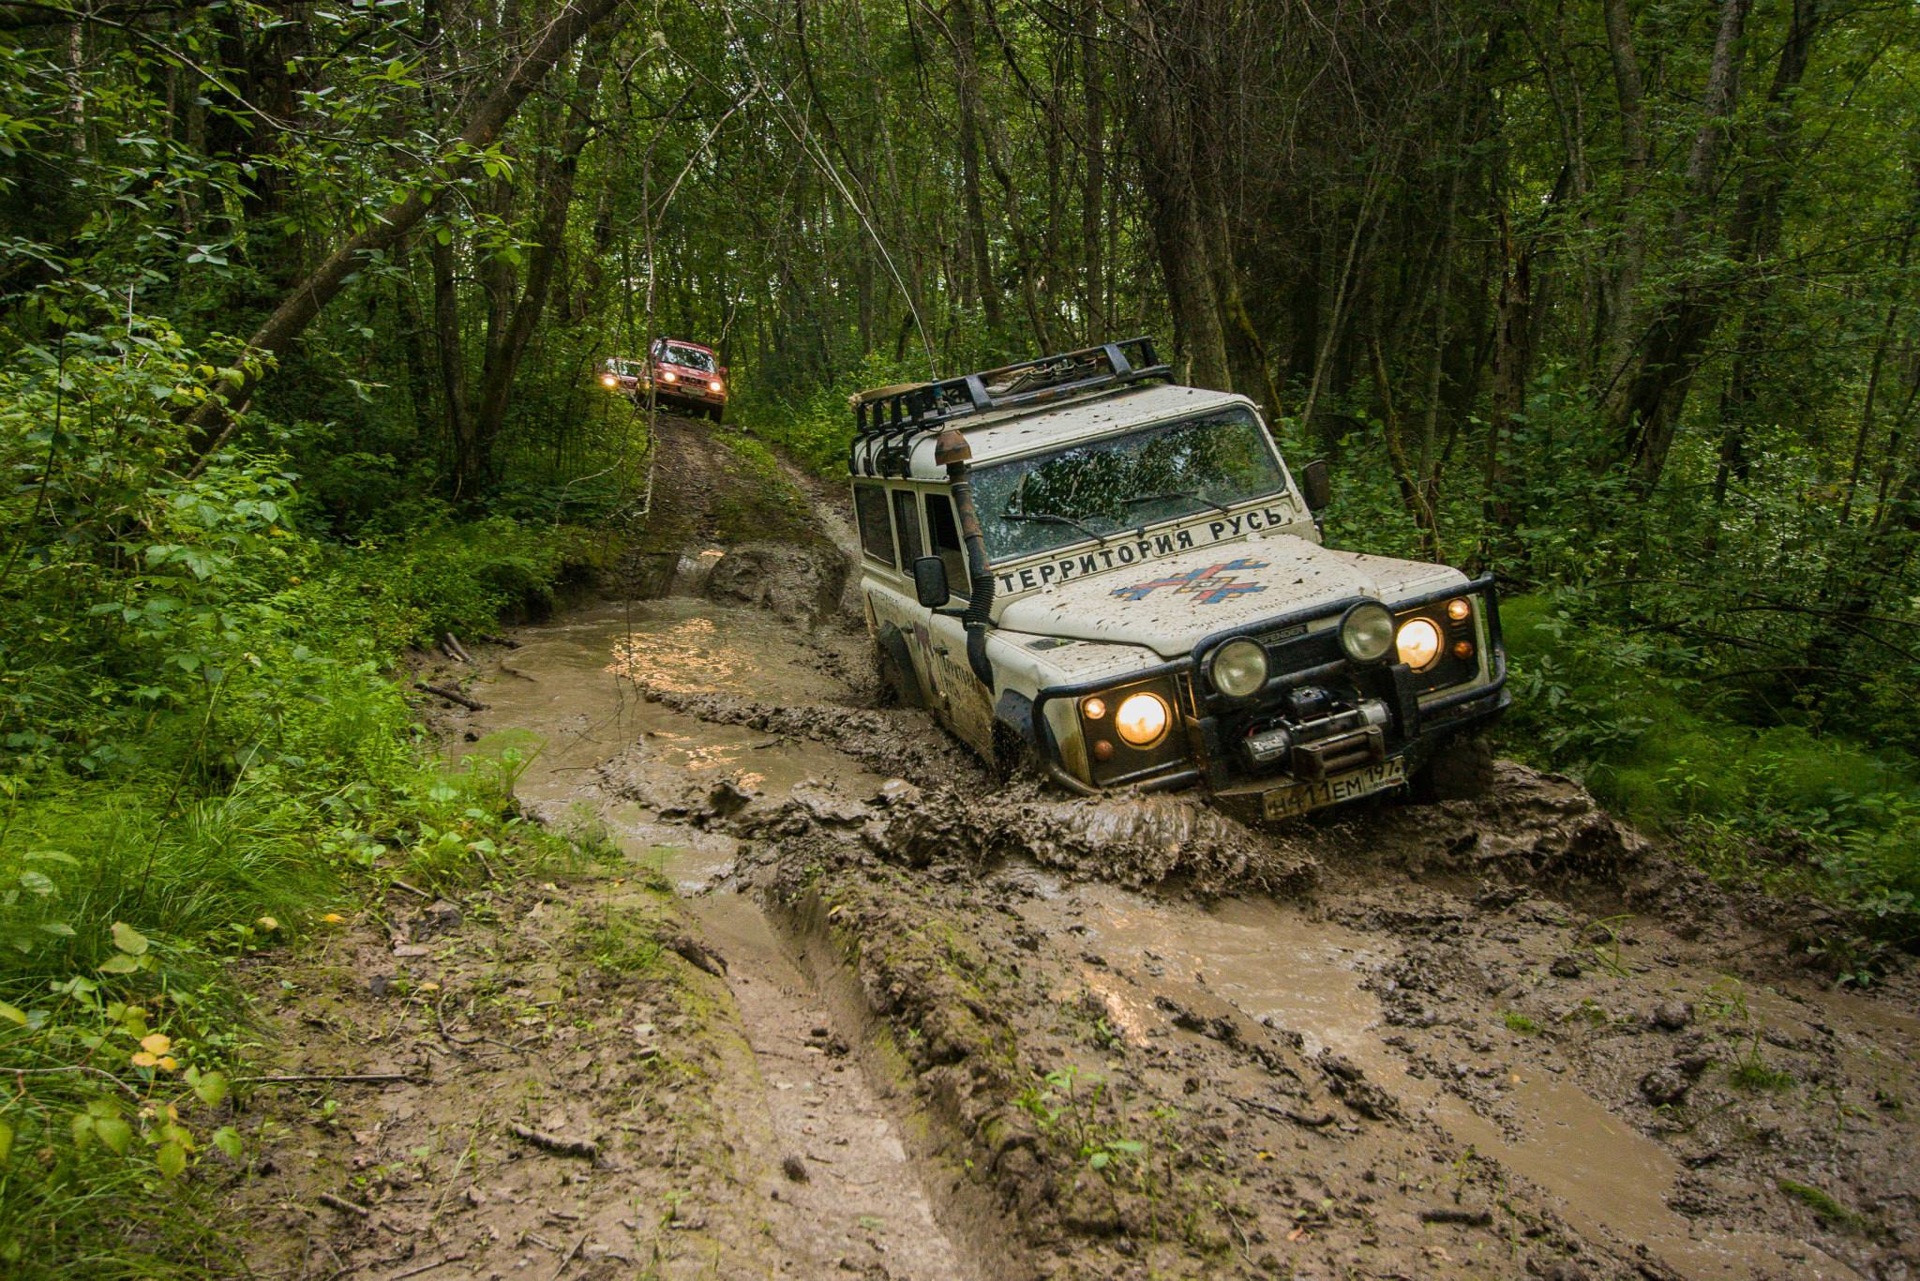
[231,416,1919,1281]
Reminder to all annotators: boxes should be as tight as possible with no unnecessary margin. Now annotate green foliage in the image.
[739,351,926,478]
[1500,591,1920,956]
[0,318,578,1273]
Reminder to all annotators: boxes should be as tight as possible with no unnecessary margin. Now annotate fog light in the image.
[1082,696,1107,720]
[1396,618,1442,671]
[1114,692,1170,749]
[1339,601,1395,663]
[1447,597,1473,622]
[1452,640,1474,660]
[1209,639,1268,698]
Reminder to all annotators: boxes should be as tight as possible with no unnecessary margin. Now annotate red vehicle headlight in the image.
[709,380,723,393]
[660,370,677,383]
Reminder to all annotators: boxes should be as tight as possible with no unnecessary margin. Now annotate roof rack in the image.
[848,337,1173,476]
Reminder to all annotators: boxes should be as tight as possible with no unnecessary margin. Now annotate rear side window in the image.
[925,494,970,599]
[892,491,924,566]
[854,484,896,565]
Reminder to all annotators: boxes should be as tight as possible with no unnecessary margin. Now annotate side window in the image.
[924,494,970,599]
[892,490,924,567]
[854,484,896,566]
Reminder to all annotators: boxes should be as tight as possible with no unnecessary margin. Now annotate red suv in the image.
[640,338,728,422]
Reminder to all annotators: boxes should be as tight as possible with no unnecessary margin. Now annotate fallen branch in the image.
[1229,1095,1336,1129]
[388,1251,469,1281]
[318,1191,372,1218]
[414,682,486,711]
[237,1071,422,1086]
[441,633,475,665]
[510,1123,599,1161]
[548,1233,586,1280]
[1420,1206,1493,1227]
[391,879,436,901]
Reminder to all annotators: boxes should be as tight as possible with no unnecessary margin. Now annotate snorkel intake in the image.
[935,427,996,689]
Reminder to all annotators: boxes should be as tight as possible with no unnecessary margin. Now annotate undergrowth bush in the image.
[0,315,576,1274]
[1500,591,1920,966]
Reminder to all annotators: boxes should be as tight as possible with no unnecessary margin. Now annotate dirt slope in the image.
[227,415,1919,1281]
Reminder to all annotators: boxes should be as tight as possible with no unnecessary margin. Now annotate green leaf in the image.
[71,1112,94,1149]
[111,922,149,956]
[95,1116,133,1156]
[191,1070,229,1108]
[155,1139,187,1179]
[97,954,143,975]
[212,1126,242,1160]
[0,1001,25,1026]
[0,1119,11,1164]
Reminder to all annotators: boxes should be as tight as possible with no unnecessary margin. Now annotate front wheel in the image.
[1410,732,1496,803]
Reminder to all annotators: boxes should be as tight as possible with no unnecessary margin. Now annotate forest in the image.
[2,0,1919,1271]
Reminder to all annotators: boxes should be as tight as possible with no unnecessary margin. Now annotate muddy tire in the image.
[1412,732,1496,802]
[873,630,924,709]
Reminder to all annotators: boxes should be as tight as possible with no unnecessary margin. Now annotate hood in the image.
[992,534,1464,659]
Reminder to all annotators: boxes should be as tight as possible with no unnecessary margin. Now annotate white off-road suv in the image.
[850,338,1508,821]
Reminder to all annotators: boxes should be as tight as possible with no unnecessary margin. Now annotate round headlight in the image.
[660,370,677,383]
[1209,639,1268,698]
[709,380,724,393]
[1339,601,1396,664]
[1114,692,1170,749]
[1396,617,1443,671]
[600,374,617,389]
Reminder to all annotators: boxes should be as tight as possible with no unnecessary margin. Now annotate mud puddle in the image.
[457,596,979,1280]
[1004,870,1863,1279]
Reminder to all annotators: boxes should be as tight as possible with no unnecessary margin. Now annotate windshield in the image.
[659,344,715,372]
[606,358,643,376]
[970,407,1289,562]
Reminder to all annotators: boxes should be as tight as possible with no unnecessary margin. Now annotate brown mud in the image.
[231,416,1918,1280]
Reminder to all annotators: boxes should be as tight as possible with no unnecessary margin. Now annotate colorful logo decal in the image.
[1112,558,1270,606]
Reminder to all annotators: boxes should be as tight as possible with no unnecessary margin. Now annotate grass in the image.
[1502,1011,1542,1035]
[1777,1178,1863,1229]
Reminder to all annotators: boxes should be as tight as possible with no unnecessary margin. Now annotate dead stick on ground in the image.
[318,1191,371,1217]
[443,633,475,664]
[388,1252,470,1281]
[414,681,486,711]
[237,1071,422,1086]
[548,1233,586,1280]
[391,879,436,900]
[510,1123,599,1161]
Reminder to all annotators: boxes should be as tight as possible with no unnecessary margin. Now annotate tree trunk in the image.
[183,0,624,454]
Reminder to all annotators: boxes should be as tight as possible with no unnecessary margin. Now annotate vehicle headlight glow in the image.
[1396,617,1443,671]
[709,380,724,393]
[600,374,617,389]
[1339,601,1396,663]
[660,370,677,383]
[1114,692,1170,748]
[1209,639,1268,698]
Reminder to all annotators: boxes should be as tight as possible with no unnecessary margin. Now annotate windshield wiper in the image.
[1123,490,1233,517]
[1002,509,1111,544]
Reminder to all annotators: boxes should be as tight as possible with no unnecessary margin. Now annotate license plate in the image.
[1261,758,1407,820]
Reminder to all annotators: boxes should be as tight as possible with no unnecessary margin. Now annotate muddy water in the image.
[463,599,977,1280]
[463,599,879,888]
[1007,871,1862,1280]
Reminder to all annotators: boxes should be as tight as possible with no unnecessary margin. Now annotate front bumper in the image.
[1029,576,1509,816]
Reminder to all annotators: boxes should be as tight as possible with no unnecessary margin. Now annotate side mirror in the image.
[1301,459,1331,513]
[912,556,950,609]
